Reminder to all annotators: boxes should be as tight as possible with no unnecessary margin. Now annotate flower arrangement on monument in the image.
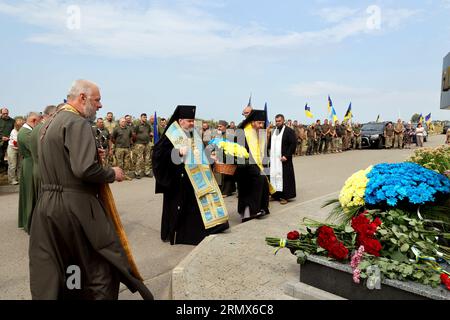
[266,153,450,292]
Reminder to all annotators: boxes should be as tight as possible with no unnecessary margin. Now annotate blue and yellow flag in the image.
[305,103,314,118]
[425,113,432,123]
[331,106,338,123]
[153,111,159,144]
[327,95,333,115]
[418,113,424,123]
[343,102,352,121]
[264,102,269,128]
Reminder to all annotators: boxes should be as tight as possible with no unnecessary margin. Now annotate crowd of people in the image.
[0,79,301,299]
[1,79,449,300]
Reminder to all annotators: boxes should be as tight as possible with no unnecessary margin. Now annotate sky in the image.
[0,0,449,123]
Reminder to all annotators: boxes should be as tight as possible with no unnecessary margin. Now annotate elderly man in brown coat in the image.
[29,79,153,300]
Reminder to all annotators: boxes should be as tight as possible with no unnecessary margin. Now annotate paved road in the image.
[0,135,445,300]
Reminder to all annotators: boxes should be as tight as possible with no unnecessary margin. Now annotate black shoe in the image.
[135,174,142,179]
[242,215,258,223]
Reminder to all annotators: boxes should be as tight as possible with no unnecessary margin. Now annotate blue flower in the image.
[364,162,450,207]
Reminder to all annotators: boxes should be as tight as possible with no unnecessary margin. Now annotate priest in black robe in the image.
[269,114,297,204]
[152,105,229,245]
[235,109,274,223]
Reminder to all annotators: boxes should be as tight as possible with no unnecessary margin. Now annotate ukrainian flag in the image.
[343,102,352,121]
[418,113,424,123]
[331,106,338,123]
[327,95,333,115]
[305,103,314,118]
[425,113,432,123]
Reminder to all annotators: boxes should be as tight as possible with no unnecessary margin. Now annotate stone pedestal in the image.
[296,255,450,300]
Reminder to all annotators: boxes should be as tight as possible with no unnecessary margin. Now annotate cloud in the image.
[315,7,359,23]
[0,1,420,59]
[288,81,376,97]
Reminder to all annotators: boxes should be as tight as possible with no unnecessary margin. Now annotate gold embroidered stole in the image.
[165,122,229,229]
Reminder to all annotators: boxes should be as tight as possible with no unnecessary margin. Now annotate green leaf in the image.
[400,225,408,232]
[390,250,409,262]
[403,265,413,276]
[390,238,398,245]
[344,225,354,233]
[378,229,388,236]
[316,247,326,253]
[359,261,371,270]
[400,243,410,253]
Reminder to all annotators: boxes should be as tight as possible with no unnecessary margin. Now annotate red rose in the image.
[287,231,300,240]
[358,236,382,257]
[328,242,349,260]
[317,226,337,249]
[13,140,17,147]
[351,214,370,234]
[441,274,450,290]
[373,217,382,227]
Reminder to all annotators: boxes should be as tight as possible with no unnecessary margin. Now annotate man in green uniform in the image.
[334,120,343,153]
[0,107,16,172]
[133,113,152,179]
[384,122,395,149]
[306,123,316,156]
[345,122,353,151]
[94,118,112,166]
[29,79,152,300]
[297,124,307,156]
[313,119,322,155]
[29,105,57,218]
[112,118,133,179]
[320,119,331,154]
[158,118,167,137]
[329,122,336,153]
[341,121,348,151]
[17,112,41,233]
[394,118,404,149]
[104,112,117,166]
[353,123,362,150]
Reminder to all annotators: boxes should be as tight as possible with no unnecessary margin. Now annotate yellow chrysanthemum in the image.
[339,166,372,208]
[217,141,249,159]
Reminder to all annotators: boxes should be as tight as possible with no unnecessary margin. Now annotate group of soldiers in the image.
[94,115,364,180]
[93,112,168,179]
[277,119,363,156]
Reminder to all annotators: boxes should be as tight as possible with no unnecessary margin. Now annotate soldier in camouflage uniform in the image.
[124,115,135,174]
[104,112,117,166]
[313,119,322,155]
[320,119,331,154]
[334,120,343,153]
[112,118,133,179]
[345,121,353,151]
[297,124,307,156]
[329,122,336,153]
[133,113,153,179]
[341,121,348,151]
[393,119,404,149]
[384,122,395,149]
[353,123,362,150]
[94,118,112,166]
[306,123,316,156]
